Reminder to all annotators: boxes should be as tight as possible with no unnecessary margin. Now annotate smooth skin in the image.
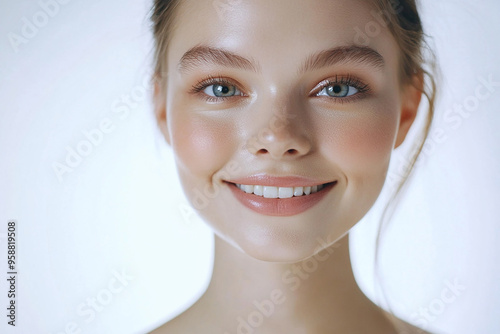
[152,0,426,333]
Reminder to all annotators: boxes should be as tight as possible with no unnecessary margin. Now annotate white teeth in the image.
[253,185,263,196]
[235,183,327,197]
[263,186,278,198]
[293,187,303,196]
[278,187,294,199]
[242,184,254,194]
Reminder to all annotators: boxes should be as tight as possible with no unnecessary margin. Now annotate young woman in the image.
[149,0,436,332]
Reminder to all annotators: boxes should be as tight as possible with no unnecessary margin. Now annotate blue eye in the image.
[204,84,241,97]
[317,83,358,98]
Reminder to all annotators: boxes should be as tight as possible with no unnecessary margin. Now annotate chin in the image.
[224,222,346,263]
[190,179,368,262]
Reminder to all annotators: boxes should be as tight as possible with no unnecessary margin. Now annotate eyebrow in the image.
[177,45,384,74]
[178,45,260,73]
[300,45,385,73]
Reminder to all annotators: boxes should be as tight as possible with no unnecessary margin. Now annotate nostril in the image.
[255,148,300,156]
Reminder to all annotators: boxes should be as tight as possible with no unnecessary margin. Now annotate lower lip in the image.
[227,182,337,217]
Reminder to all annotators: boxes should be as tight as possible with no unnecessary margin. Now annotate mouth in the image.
[225,179,337,216]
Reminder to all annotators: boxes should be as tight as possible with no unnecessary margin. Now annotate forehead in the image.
[167,0,399,74]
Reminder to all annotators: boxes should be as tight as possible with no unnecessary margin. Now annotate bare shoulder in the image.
[148,313,188,334]
[147,306,205,334]
[147,299,220,334]
[148,301,434,334]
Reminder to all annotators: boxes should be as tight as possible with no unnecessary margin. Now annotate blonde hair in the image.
[365,1,438,326]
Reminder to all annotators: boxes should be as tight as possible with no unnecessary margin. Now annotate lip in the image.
[225,175,337,216]
[227,174,332,187]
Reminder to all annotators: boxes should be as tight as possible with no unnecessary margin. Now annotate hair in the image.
[150,0,182,83]
[368,0,438,322]
[150,0,437,320]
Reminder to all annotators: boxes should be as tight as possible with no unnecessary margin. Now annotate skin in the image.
[151,0,426,333]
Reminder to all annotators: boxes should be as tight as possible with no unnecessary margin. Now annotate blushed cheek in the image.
[320,108,399,174]
[171,113,236,178]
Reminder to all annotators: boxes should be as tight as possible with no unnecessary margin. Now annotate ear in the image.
[394,72,423,148]
[153,76,171,145]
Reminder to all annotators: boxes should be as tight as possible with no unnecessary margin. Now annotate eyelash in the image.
[189,74,370,103]
[311,74,370,104]
[190,76,245,103]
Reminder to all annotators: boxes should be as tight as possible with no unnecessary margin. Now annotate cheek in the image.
[318,104,399,176]
[170,112,236,178]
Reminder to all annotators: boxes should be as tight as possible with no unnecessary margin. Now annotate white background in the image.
[0,0,499,333]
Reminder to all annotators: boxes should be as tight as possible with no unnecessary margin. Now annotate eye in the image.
[311,75,370,102]
[317,83,359,98]
[203,83,242,97]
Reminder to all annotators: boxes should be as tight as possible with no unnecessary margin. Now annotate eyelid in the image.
[190,76,247,96]
[202,84,242,97]
[309,74,369,96]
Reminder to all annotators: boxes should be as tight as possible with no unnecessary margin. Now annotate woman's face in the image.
[158,0,419,262]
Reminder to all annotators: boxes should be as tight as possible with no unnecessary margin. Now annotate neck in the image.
[198,233,392,332]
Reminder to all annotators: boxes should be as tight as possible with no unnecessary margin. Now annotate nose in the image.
[246,107,312,159]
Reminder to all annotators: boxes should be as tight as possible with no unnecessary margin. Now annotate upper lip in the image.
[225,173,336,187]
